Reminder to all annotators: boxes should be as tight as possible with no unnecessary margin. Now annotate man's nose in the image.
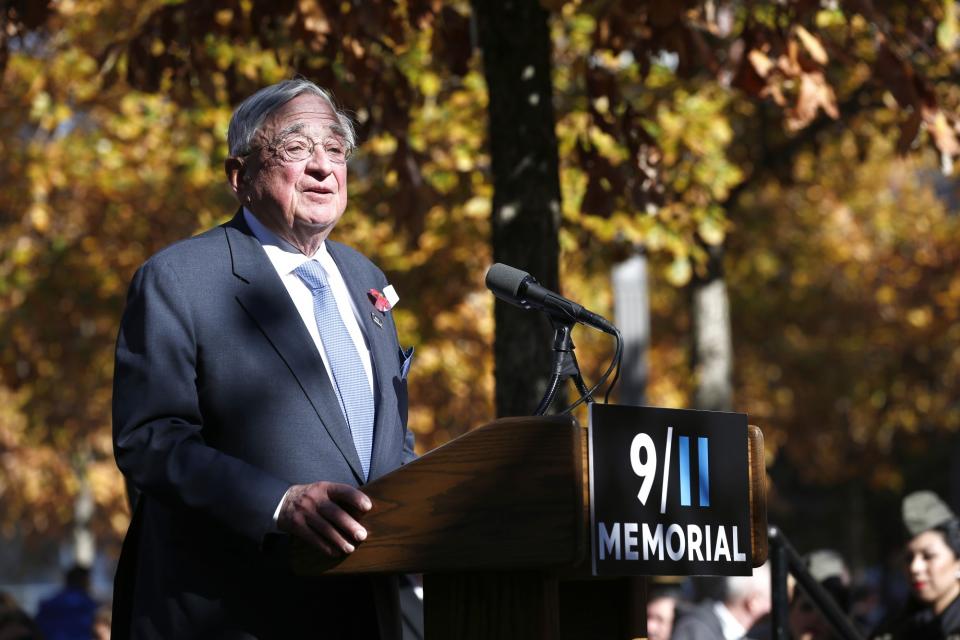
[305,145,335,173]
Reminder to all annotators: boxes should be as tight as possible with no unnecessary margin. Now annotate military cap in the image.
[805,549,848,584]
[902,490,957,537]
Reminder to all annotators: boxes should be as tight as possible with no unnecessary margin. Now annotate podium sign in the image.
[589,404,752,577]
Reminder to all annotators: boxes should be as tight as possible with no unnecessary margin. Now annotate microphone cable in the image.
[559,326,623,414]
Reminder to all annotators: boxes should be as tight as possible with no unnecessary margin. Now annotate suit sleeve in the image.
[113,257,289,543]
[670,613,716,640]
[669,620,703,640]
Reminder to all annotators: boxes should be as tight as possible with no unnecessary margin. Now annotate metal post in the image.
[769,526,790,640]
[768,525,864,640]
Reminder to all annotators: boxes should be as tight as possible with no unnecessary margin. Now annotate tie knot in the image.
[294,261,330,291]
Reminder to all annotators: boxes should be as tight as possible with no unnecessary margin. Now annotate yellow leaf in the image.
[875,286,896,305]
[464,196,491,218]
[28,203,50,232]
[665,256,692,286]
[420,72,441,97]
[215,9,234,27]
[907,307,932,328]
[367,133,398,156]
[938,0,958,51]
[698,216,725,246]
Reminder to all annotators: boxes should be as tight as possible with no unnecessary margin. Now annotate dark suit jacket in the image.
[112,212,415,639]
[671,601,726,640]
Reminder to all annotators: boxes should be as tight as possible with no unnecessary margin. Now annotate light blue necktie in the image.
[295,260,374,480]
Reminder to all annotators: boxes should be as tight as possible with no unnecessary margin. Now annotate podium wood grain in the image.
[290,415,586,576]
[748,424,768,566]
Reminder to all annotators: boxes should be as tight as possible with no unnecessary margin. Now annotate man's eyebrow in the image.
[274,122,346,140]
[276,122,306,138]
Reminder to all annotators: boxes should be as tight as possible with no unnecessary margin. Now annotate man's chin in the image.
[293,212,344,234]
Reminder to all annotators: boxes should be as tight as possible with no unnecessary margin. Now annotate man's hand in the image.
[277,482,372,557]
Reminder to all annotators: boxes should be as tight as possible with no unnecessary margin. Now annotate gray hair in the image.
[724,561,770,604]
[226,78,357,157]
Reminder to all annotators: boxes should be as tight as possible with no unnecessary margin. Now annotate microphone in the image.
[485,263,618,335]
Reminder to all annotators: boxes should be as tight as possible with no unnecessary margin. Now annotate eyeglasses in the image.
[247,132,352,165]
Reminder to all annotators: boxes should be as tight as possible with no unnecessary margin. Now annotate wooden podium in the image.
[290,415,767,639]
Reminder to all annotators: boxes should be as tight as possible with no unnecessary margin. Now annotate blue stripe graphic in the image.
[679,436,691,507]
[698,437,710,507]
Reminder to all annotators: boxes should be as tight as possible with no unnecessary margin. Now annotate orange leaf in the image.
[925,108,960,159]
[748,49,775,78]
[779,39,802,76]
[795,26,828,65]
[787,71,839,130]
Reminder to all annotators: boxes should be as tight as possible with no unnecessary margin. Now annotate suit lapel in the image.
[327,241,396,481]
[223,214,366,482]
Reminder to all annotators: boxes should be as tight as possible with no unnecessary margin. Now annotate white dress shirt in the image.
[713,601,748,640]
[243,209,375,526]
[243,208,374,391]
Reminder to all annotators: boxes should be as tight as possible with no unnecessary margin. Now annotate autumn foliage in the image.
[2,0,959,553]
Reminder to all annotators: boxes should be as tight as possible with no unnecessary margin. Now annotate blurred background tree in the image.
[1,0,959,584]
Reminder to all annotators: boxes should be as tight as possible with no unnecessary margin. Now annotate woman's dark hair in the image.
[933,518,960,557]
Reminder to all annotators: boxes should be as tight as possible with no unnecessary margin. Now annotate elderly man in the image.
[112,79,415,639]
[671,563,772,640]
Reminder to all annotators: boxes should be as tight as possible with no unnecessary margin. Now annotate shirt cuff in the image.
[272,486,292,531]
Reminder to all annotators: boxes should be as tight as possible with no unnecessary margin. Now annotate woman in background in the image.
[871,490,960,639]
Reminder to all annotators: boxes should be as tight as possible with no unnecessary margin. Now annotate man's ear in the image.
[225,157,246,195]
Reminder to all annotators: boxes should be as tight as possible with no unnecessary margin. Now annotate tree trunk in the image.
[612,250,650,406]
[691,245,734,411]
[472,0,562,418]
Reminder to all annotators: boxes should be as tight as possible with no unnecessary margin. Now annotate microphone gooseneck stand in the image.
[485,263,624,415]
[533,319,594,416]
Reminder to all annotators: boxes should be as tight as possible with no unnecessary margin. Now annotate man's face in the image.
[238,94,349,243]
[645,596,675,640]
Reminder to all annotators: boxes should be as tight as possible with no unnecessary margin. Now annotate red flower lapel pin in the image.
[368,289,390,312]
[367,286,399,313]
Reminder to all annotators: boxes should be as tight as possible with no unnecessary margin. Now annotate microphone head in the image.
[485,263,532,306]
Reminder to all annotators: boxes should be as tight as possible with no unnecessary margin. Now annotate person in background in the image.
[92,603,111,640]
[0,592,41,640]
[850,570,886,634]
[33,565,100,640]
[645,583,682,640]
[671,563,771,640]
[871,490,960,639]
[788,549,852,640]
